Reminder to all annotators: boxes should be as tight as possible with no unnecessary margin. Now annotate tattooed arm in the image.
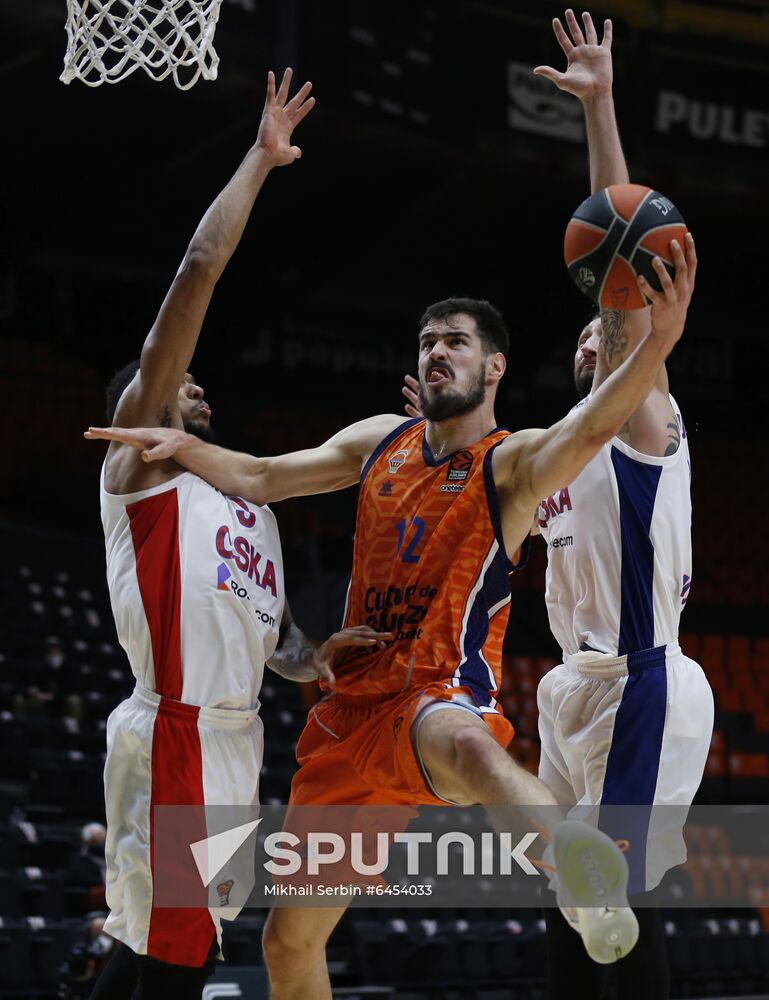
[593,236,697,457]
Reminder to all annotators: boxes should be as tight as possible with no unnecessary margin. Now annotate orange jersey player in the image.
[88,254,697,993]
[332,417,525,735]
[289,415,526,817]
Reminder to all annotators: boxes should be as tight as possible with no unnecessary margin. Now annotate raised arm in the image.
[116,69,315,430]
[496,238,696,544]
[534,10,628,192]
[86,413,405,505]
[535,10,688,456]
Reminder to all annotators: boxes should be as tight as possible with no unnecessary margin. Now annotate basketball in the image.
[564,184,688,310]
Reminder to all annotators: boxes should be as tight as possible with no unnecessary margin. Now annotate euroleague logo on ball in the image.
[577,267,595,290]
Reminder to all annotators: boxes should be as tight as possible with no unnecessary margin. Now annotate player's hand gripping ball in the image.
[564,184,688,309]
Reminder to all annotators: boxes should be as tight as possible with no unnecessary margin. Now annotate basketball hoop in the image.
[60,0,224,90]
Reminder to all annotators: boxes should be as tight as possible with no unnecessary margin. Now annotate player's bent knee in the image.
[262,914,328,972]
[262,910,333,978]
[430,724,500,803]
[452,725,500,775]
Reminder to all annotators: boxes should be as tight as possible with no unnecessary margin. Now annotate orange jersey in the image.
[330,418,527,713]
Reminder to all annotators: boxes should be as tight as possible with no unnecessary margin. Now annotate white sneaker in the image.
[548,820,640,965]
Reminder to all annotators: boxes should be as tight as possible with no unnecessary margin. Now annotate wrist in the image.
[581,88,614,112]
[647,324,677,355]
[176,430,201,456]
[246,145,276,175]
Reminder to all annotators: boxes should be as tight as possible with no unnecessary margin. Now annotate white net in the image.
[60,0,224,90]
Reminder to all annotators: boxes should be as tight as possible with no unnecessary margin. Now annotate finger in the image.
[636,274,657,306]
[84,427,136,445]
[565,8,586,46]
[652,255,675,294]
[669,239,687,285]
[402,384,419,403]
[328,636,386,649]
[315,660,336,687]
[404,405,421,419]
[285,80,313,114]
[141,445,169,463]
[290,96,315,127]
[532,66,567,88]
[551,17,573,56]
[338,627,394,641]
[335,628,394,643]
[276,66,293,106]
[685,232,697,279]
[582,10,598,45]
[602,18,613,49]
[266,69,275,103]
[404,373,420,391]
[290,146,302,160]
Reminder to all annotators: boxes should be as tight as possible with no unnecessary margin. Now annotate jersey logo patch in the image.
[379,481,394,497]
[388,449,409,475]
[446,449,474,482]
[217,563,232,591]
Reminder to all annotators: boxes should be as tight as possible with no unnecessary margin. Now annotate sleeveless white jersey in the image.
[100,468,284,710]
[537,395,691,657]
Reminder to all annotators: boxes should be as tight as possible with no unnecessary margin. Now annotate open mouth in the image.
[427,366,452,386]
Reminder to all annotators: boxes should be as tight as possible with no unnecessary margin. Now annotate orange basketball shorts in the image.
[289,681,515,808]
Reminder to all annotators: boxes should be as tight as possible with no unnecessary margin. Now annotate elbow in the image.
[180,246,221,283]
[577,400,625,450]
[577,418,618,453]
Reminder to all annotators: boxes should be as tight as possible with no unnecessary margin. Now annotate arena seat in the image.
[0,920,34,990]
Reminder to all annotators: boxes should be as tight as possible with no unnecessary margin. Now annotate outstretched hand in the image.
[256,67,315,167]
[638,233,697,349]
[402,374,423,418]
[310,625,393,687]
[533,9,613,101]
[84,425,187,463]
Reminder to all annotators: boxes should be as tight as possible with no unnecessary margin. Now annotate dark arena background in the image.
[2,0,769,997]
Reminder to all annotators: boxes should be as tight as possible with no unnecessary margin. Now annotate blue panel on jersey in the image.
[599,644,668,894]
[611,448,662,655]
[483,446,529,573]
[455,543,511,708]
[360,418,422,484]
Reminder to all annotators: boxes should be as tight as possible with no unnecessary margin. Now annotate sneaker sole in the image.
[553,819,638,963]
[576,905,640,964]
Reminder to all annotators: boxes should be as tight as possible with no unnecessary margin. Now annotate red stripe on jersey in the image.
[127,490,184,700]
[147,699,214,965]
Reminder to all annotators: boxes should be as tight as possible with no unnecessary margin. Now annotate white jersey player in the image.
[87,72,388,1000]
[530,11,713,1000]
[536,321,713,877]
[99,472,283,964]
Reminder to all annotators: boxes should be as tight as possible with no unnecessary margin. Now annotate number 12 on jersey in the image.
[395,517,425,564]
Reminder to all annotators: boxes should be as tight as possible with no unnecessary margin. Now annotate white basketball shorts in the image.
[103,684,263,966]
[537,642,714,893]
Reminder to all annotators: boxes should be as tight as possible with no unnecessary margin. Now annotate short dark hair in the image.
[419,297,509,358]
[106,360,140,423]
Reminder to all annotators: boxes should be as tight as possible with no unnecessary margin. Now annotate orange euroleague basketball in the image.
[564,184,688,309]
